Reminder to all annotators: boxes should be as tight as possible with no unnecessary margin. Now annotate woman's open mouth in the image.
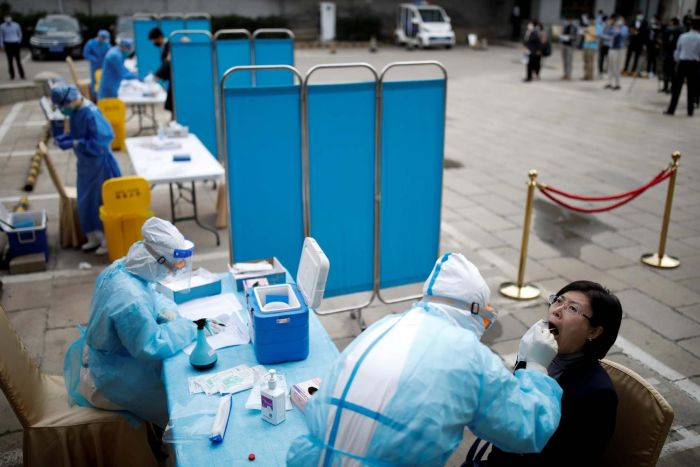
[547,322,560,336]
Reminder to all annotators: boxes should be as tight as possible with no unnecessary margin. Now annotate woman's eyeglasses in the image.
[548,294,592,320]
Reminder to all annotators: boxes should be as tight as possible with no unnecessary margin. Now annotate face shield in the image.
[145,239,194,291]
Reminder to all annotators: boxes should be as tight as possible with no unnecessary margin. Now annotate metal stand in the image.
[168,181,220,245]
[127,103,159,135]
[500,170,541,300]
[642,151,681,269]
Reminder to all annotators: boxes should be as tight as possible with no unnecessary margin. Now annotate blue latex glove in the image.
[57,137,74,150]
[55,133,69,143]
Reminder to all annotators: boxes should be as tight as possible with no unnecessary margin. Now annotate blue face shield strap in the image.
[173,247,193,259]
[322,313,410,467]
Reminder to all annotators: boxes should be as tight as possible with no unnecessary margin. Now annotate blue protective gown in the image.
[65,102,121,234]
[97,45,137,99]
[287,303,563,466]
[82,38,110,97]
[64,259,196,426]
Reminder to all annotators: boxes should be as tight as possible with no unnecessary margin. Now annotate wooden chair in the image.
[65,56,91,99]
[600,358,674,467]
[37,142,84,248]
[0,304,158,467]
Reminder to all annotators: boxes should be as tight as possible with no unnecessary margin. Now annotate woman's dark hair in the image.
[555,280,622,359]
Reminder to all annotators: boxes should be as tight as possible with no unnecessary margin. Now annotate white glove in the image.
[518,319,545,362]
[519,320,558,374]
[158,310,177,322]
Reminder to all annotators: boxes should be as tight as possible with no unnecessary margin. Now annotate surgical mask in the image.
[121,49,132,59]
[60,107,74,117]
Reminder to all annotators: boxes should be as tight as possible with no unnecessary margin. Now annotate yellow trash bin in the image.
[97,98,126,152]
[99,176,154,262]
[94,69,102,95]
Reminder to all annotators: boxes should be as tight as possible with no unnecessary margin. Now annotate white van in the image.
[394,3,456,49]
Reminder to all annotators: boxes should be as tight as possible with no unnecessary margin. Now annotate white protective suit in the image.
[287,253,562,466]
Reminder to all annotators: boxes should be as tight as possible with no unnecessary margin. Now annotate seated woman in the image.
[486,280,623,467]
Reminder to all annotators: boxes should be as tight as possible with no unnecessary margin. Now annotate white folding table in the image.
[125,134,224,245]
[119,83,167,135]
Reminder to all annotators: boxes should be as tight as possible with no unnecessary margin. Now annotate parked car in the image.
[114,16,134,43]
[29,15,84,60]
[394,3,455,49]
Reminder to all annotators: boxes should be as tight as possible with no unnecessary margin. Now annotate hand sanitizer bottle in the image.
[261,369,286,425]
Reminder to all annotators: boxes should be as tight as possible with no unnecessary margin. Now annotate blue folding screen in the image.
[253,39,294,86]
[380,79,445,289]
[186,17,211,32]
[307,82,376,297]
[133,18,160,79]
[223,84,304,273]
[170,32,217,157]
[160,18,186,39]
[216,39,252,88]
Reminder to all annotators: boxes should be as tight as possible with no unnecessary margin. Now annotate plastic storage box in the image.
[0,206,49,260]
[157,268,222,304]
[246,238,330,365]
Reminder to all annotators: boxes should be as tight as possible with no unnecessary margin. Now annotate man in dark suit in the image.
[148,28,173,114]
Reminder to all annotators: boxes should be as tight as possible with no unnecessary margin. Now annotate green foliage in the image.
[74,13,118,42]
[211,14,289,33]
[336,14,383,41]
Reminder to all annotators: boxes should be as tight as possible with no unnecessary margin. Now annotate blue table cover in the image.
[162,274,339,466]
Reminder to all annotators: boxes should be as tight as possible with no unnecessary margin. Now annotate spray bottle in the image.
[189,318,218,371]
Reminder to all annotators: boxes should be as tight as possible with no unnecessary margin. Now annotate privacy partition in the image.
[221,66,305,274]
[221,61,446,313]
[377,63,447,302]
[170,30,218,157]
[305,65,378,299]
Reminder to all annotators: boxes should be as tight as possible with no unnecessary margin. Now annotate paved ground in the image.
[0,43,699,466]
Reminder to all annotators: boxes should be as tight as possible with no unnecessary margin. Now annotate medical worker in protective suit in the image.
[82,29,110,99]
[51,84,121,254]
[287,253,562,466]
[97,37,137,100]
[63,217,197,427]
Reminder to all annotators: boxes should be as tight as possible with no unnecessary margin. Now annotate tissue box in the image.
[290,377,321,412]
[231,257,286,292]
[157,268,222,304]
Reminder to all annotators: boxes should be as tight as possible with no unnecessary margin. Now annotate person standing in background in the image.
[597,14,609,77]
[0,14,24,80]
[510,6,522,42]
[582,21,598,80]
[646,15,662,78]
[561,16,577,80]
[623,11,648,77]
[524,21,544,82]
[83,29,111,100]
[664,17,700,117]
[605,15,628,90]
[662,18,683,93]
[148,28,173,115]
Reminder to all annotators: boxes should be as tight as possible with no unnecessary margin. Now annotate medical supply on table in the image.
[188,364,265,396]
[164,121,189,138]
[190,319,218,371]
[261,370,286,425]
[173,154,191,162]
[158,268,222,304]
[247,238,329,364]
[290,377,321,412]
[231,257,286,292]
[209,394,232,443]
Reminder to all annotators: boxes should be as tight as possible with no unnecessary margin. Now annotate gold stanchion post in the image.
[500,170,541,300]
[642,151,681,269]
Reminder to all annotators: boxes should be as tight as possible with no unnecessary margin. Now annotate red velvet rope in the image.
[537,168,673,214]
[541,168,671,201]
